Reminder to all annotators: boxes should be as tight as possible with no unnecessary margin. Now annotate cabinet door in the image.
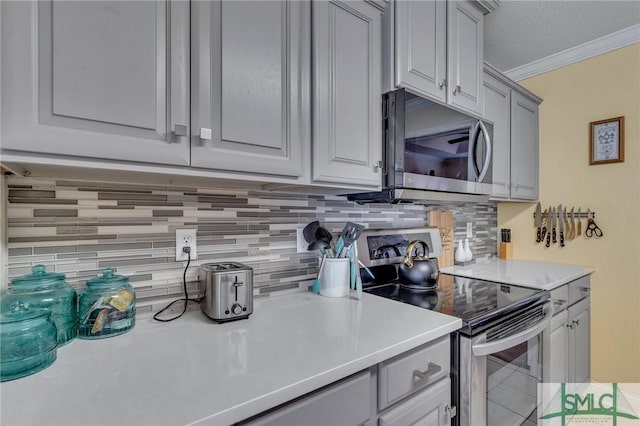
[191,1,309,178]
[1,0,190,166]
[547,310,569,383]
[379,378,451,426]
[568,299,591,384]
[312,0,383,188]
[447,1,484,116]
[483,73,511,199]
[395,0,447,103]
[510,91,540,200]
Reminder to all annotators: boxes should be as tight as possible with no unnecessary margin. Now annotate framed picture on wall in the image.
[589,116,624,165]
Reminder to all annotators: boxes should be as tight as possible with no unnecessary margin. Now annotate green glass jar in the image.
[4,265,77,346]
[0,301,58,382]
[79,268,135,339]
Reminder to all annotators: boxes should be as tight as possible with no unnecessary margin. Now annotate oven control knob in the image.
[231,303,243,315]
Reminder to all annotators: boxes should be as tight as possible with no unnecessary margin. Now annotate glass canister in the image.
[4,265,77,346]
[79,268,135,339]
[1,301,58,382]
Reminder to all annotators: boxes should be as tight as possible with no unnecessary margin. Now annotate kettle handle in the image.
[403,240,431,268]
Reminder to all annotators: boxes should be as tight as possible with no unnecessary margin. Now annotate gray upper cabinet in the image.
[190,1,309,178]
[1,0,190,166]
[483,73,511,199]
[510,91,540,200]
[386,0,484,117]
[311,0,383,188]
[447,1,484,116]
[484,64,542,201]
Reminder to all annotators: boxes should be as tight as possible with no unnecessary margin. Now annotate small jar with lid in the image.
[1,301,58,382]
[79,268,135,339]
[3,265,77,346]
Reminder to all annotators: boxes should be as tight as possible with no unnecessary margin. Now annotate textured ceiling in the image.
[484,0,640,72]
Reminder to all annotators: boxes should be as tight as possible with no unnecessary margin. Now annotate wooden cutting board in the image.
[428,210,454,267]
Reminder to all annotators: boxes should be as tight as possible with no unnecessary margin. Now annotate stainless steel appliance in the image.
[358,228,551,426]
[348,89,493,203]
[199,262,253,323]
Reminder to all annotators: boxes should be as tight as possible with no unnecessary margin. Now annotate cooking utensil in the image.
[315,226,333,244]
[308,239,330,252]
[540,208,548,241]
[397,240,439,289]
[577,207,582,236]
[312,254,327,294]
[551,206,557,244]
[337,222,365,257]
[302,221,320,244]
[567,207,575,240]
[558,204,565,247]
[535,202,542,242]
[585,209,603,238]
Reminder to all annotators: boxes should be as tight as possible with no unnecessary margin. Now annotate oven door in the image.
[459,303,552,426]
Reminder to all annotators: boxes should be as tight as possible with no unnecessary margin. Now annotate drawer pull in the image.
[413,362,441,381]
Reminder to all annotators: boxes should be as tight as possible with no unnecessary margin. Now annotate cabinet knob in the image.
[439,79,447,89]
[200,128,212,141]
[573,319,580,327]
[453,85,461,95]
[566,322,574,329]
[374,161,383,172]
[173,124,188,137]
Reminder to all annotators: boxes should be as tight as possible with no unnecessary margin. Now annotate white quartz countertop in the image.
[0,292,461,426]
[440,259,594,290]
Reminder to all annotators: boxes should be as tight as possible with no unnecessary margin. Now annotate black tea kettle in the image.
[398,240,439,289]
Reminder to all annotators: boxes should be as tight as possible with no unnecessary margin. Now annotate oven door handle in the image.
[472,304,552,357]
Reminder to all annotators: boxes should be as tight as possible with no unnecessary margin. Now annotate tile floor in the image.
[487,353,541,425]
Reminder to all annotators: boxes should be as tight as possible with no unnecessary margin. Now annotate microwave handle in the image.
[477,121,492,182]
[468,122,481,180]
[471,304,552,357]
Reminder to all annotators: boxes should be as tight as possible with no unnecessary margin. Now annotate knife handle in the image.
[546,230,551,248]
[552,227,557,244]
[577,220,582,236]
[536,227,541,243]
[560,231,565,247]
[541,226,547,240]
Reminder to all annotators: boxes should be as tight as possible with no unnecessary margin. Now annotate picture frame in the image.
[589,116,624,165]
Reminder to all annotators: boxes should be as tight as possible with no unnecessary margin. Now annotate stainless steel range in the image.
[358,228,551,426]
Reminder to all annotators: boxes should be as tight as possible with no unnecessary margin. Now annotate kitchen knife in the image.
[558,204,565,247]
[535,202,542,243]
[545,207,552,247]
[576,207,582,236]
[540,208,548,241]
[568,207,575,240]
[551,206,557,244]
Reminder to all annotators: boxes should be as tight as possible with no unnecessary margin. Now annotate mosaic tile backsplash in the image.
[5,177,497,315]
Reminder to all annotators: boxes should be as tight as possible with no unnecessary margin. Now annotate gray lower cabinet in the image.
[242,335,453,426]
[190,0,309,178]
[544,276,591,384]
[484,63,542,201]
[1,0,190,166]
[311,0,383,188]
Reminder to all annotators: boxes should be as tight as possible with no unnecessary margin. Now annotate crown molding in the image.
[504,23,640,81]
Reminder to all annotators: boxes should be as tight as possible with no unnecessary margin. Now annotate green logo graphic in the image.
[540,383,639,425]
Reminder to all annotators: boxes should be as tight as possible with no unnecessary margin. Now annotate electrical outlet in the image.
[176,229,197,261]
[296,228,310,253]
[466,222,473,239]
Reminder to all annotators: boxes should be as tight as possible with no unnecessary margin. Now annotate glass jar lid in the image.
[86,268,129,288]
[0,301,51,324]
[10,265,66,290]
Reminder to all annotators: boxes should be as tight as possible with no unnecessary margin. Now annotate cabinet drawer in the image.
[378,336,450,410]
[241,370,372,426]
[568,276,590,306]
[379,377,451,426]
[550,285,569,314]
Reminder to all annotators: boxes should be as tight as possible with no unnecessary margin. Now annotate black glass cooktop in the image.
[364,273,549,336]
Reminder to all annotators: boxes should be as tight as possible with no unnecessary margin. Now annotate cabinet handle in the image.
[579,288,590,295]
[453,85,461,95]
[439,79,447,89]
[200,128,212,142]
[173,124,188,137]
[566,322,574,330]
[413,362,441,381]
[553,300,566,309]
[374,161,383,172]
[446,405,457,418]
[573,319,580,327]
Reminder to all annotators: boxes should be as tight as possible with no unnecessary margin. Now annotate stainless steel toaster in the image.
[199,262,253,322]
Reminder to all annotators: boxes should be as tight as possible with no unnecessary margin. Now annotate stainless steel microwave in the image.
[348,89,493,203]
